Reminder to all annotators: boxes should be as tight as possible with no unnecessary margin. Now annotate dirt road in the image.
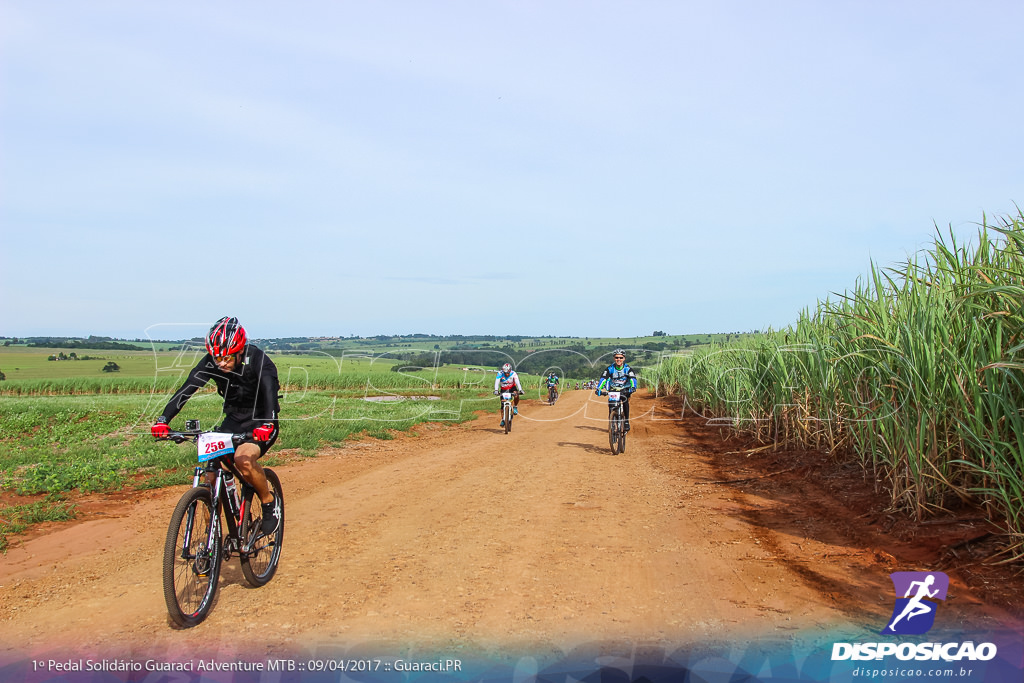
[1,390,1021,666]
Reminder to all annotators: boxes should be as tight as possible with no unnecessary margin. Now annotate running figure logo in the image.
[881,571,949,635]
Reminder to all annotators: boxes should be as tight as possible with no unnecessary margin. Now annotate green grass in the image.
[0,495,77,552]
[0,375,515,497]
[0,394,192,494]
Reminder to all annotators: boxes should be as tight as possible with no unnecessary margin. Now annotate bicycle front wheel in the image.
[240,468,285,587]
[163,487,222,628]
[504,403,513,433]
[608,409,620,455]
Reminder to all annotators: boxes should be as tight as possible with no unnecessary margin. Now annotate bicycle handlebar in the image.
[157,431,248,445]
[597,387,633,396]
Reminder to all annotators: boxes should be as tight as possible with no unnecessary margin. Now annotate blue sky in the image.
[2,1,1022,340]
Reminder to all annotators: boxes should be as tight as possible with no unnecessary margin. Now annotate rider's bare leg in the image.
[234,442,273,504]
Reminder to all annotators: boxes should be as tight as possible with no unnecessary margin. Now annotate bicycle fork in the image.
[178,499,220,578]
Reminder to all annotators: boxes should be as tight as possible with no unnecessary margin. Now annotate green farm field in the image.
[0,387,492,550]
[0,335,676,548]
[0,343,626,474]
[0,347,170,380]
[0,349,560,549]
[0,346,403,382]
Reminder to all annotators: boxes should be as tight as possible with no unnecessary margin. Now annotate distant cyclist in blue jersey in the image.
[546,372,560,402]
[596,349,638,431]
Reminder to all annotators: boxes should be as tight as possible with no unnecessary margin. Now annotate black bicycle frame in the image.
[183,455,255,559]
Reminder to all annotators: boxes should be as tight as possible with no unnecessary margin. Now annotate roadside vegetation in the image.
[654,210,1024,561]
[0,384,481,549]
[0,330,708,547]
[0,353,600,548]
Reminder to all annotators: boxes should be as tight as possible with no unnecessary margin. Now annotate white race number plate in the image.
[198,432,235,462]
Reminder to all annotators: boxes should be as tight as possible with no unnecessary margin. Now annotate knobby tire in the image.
[618,411,627,454]
[608,405,620,455]
[162,486,221,628]
[240,468,285,587]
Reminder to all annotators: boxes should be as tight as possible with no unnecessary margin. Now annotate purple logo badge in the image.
[881,571,949,635]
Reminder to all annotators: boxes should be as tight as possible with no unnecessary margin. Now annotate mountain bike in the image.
[500,391,515,433]
[157,420,284,627]
[601,389,627,455]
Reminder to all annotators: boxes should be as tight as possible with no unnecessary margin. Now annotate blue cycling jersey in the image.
[597,364,636,392]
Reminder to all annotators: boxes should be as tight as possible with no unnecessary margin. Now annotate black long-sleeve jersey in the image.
[160,345,280,428]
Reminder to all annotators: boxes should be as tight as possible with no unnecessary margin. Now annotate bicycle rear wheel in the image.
[240,468,285,587]
[163,487,221,628]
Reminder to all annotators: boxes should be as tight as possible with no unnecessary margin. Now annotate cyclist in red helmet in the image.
[151,316,282,534]
[493,362,524,427]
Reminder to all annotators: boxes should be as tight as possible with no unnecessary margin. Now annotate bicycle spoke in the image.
[163,488,221,627]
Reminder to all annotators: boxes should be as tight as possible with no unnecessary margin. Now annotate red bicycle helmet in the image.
[206,316,247,357]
